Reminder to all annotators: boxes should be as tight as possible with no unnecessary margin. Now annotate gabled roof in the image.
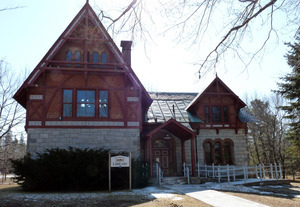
[13,1,152,108]
[186,76,246,111]
[146,118,196,140]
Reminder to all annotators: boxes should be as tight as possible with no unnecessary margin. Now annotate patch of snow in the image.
[151,193,175,199]
[172,196,183,201]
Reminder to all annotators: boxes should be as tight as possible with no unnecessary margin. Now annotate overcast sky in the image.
[0,0,296,101]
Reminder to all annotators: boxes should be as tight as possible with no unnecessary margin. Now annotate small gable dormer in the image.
[186,76,247,134]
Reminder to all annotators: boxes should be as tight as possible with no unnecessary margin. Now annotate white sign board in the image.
[111,155,129,167]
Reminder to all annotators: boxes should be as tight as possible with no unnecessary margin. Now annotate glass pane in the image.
[101,52,107,63]
[86,104,95,117]
[92,52,99,63]
[212,106,221,122]
[66,51,72,61]
[99,91,108,103]
[86,91,95,103]
[63,104,72,117]
[100,104,108,117]
[215,142,221,163]
[204,142,212,164]
[63,90,72,102]
[77,104,85,117]
[223,106,228,122]
[224,142,231,164]
[75,51,81,62]
[205,106,210,123]
[77,90,86,103]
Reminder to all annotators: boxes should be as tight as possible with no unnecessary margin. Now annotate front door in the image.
[152,135,176,176]
[153,148,169,175]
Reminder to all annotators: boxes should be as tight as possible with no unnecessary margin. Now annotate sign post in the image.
[109,152,132,192]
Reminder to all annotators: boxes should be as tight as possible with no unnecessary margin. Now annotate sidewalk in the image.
[163,184,269,207]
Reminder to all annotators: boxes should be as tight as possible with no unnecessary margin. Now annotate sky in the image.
[0,0,297,102]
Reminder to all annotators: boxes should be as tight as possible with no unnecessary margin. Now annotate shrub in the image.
[11,147,149,191]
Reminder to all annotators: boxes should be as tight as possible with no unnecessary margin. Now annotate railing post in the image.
[205,164,207,178]
[218,168,221,183]
[197,162,200,177]
[187,166,190,185]
[212,163,215,178]
[275,163,278,180]
[227,164,230,184]
[255,165,258,179]
[270,164,274,179]
[279,163,282,179]
[262,164,266,179]
[243,166,246,183]
[233,165,236,182]
[259,164,263,181]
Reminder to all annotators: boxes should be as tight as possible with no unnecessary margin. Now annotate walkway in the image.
[163,184,269,207]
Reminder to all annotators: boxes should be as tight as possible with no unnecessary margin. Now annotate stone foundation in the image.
[27,128,141,158]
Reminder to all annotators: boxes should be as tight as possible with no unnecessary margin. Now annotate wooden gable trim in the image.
[186,76,246,111]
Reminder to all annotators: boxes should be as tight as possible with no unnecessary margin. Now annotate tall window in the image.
[101,52,107,63]
[214,141,222,164]
[224,139,234,164]
[212,106,221,122]
[66,51,72,66]
[205,106,210,123]
[74,51,81,62]
[63,89,72,117]
[204,141,213,164]
[77,90,95,117]
[92,52,99,63]
[99,91,108,117]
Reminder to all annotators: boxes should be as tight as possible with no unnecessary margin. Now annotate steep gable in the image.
[14,2,151,109]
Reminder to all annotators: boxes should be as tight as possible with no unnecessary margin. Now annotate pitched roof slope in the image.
[14,2,151,108]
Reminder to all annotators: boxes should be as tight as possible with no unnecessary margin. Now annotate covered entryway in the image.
[143,118,197,177]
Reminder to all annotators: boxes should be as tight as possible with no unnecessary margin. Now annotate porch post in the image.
[181,140,186,163]
[149,136,153,177]
[191,136,196,177]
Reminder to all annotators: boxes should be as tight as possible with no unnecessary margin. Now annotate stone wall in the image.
[184,129,249,166]
[27,128,141,158]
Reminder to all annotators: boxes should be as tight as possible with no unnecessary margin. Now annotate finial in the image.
[86,0,89,4]
[216,72,218,77]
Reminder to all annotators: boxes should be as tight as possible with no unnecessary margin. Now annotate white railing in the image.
[183,162,190,184]
[156,163,163,186]
[186,163,282,184]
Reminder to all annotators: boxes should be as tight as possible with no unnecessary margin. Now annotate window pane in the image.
[66,51,72,61]
[224,142,231,164]
[212,106,221,122]
[223,106,228,122]
[77,90,86,103]
[77,90,95,117]
[205,142,212,164]
[92,52,99,63]
[99,91,108,103]
[100,104,108,117]
[215,142,221,163]
[75,51,81,62]
[101,52,107,63]
[63,90,72,102]
[205,106,210,123]
[63,104,72,117]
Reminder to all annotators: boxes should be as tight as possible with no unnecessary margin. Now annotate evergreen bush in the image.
[11,147,149,191]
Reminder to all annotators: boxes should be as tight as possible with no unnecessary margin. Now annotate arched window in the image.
[223,139,234,164]
[214,141,222,164]
[203,139,213,165]
[66,50,72,62]
[92,52,99,63]
[101,52,107,63]
[74,51,81,62]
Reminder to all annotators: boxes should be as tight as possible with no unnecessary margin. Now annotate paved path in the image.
[163,185,269,207]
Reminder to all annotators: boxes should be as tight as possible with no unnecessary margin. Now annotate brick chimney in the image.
[120,41,132,67]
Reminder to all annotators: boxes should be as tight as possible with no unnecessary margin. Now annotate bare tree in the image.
[0,60,25,140]
[95,0,300,76]
[247,94,289,177]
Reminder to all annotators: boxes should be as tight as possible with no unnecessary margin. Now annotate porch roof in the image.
[146,118,196,140]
